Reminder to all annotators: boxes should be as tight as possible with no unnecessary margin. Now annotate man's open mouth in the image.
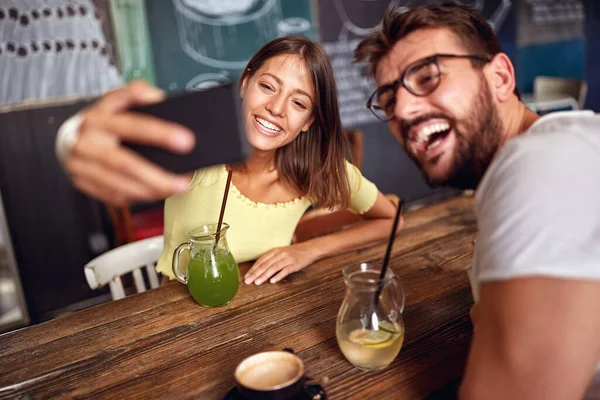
[411,121,452,154]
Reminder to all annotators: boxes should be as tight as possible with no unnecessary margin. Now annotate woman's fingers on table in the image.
[256,260,296,285]
[245,245,315,285]
[269,265,299,284]
[244,251,286,285]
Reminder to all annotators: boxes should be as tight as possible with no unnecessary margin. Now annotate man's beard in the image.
[406,79,504,190]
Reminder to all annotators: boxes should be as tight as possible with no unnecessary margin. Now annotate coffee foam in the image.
[235,352,303,391]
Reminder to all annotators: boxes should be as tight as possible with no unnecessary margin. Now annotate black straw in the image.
[372,199,404,319]
[379,198,403,282]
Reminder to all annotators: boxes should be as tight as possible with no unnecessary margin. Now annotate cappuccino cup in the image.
[234,351,305,400]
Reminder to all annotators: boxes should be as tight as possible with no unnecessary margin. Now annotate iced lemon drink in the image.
[337,320,404,371]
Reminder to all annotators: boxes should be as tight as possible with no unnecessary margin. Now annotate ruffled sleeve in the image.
[345,161,378,215]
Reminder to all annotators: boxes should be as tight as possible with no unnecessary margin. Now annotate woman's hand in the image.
[64,80,196,205]
[244,243,317,285]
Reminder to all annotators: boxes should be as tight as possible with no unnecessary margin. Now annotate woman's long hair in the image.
[238,36,351,209]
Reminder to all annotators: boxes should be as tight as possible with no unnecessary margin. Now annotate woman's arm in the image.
[297,191,401,259]
[244,191,401,285]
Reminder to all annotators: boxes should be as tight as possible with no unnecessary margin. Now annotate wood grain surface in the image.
[0,195,477,400]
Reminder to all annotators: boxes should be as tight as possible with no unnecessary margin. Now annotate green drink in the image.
[187,248,239,308]
[172,223,240,308]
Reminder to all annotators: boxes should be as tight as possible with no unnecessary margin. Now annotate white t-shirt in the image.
[469,110,600,397]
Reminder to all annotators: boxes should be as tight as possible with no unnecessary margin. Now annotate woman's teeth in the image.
[256,117,281,132]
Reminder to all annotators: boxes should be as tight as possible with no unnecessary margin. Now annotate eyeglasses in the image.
[366,54,491,121]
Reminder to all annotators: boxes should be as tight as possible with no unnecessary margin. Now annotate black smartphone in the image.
[124,83,248,174]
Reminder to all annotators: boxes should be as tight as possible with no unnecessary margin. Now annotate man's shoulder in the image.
[472,111,600,287]
[477,111,600,210]
[513,110,600,155]
[528,110,598,134]
[486,111,600,183]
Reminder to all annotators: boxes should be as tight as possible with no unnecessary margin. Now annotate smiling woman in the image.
[154,36,402,285]
[235,37,350,209]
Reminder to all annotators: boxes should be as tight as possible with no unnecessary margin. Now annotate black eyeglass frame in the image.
[366,53,492,121]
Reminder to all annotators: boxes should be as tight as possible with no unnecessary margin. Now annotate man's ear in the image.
[487,53,516,103]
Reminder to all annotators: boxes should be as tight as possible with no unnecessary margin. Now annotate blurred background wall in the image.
[584,0,600,111]
[516,0,585,94]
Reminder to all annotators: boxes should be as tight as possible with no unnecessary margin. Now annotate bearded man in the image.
[356,4,600,399]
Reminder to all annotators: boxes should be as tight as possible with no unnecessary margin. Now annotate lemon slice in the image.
[378,321,402,334]
[348,328,392,345]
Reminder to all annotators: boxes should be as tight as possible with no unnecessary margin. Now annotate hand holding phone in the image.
[62,80,247,206]
[126,83,248,174]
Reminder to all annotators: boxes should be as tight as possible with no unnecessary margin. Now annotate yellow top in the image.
[156,161,378,278]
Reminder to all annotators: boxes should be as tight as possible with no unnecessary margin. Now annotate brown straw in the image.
[214,170,233,246]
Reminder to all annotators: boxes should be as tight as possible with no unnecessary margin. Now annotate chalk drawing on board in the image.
[524,0,583,25]
[486,0,512,33]
[185,72,232,91]
[277,17,311,36]
[333,0,406,42]
[172,0,283,70]
[0,0,123,106]
[332,0,511,43]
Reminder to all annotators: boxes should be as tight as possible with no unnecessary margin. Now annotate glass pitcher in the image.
[172,223,240,308]
[336,263,405,371]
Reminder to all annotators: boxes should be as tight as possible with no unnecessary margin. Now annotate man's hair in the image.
[355,2,520,98]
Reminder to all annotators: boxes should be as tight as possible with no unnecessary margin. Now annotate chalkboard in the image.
[142,0,316,92]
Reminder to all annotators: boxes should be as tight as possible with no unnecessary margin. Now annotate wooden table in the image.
[0,195,477,399]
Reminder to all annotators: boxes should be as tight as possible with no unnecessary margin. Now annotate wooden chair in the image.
[84,235,163,300]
